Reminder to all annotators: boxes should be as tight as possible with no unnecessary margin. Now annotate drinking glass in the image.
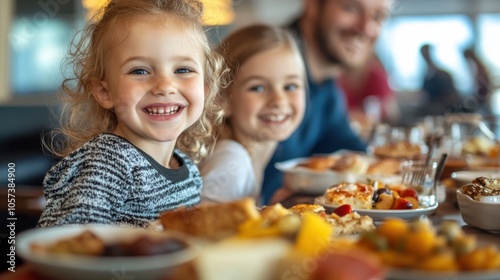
[401,160,438,207]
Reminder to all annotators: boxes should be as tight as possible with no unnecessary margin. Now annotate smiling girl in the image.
[199,24,306,204]
[37,0,227,227]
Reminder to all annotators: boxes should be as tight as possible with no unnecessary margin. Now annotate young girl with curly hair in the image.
[38,0,227,227]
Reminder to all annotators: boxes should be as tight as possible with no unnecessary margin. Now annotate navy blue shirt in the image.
[261,21,368,204]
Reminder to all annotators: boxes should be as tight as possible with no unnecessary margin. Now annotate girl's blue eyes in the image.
[130,69,149,75]
[285,84,298,91]
[129,68,193,75]
[249,85,265,92]
[248,84,300,92]
[175,68,192,74]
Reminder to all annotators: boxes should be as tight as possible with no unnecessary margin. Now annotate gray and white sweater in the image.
[37,133,201,228]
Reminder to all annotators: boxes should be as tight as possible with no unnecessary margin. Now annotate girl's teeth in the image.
[266,115,286,122]
[146,106,179,115]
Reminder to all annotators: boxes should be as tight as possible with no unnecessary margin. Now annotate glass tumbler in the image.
[401,160,438,208]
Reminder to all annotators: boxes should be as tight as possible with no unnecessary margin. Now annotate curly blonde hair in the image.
[50,0,227,163]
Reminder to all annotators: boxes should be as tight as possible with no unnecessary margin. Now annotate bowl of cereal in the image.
[457,177,500,233]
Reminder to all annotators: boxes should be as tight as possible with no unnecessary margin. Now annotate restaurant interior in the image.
[1,0,500,279]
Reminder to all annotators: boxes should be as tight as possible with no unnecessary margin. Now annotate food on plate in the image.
[372,141,422,160]
[297,155,336,171]
[290,203,375,236]
[366,158,402,175]
[460,176,500,201]
[293,153,403,182]
[31,230,105,256]
[356,217,500,271]
[372,186,420,210]
[462,136,499,158]
[373,189,395,210]
[295,212,334,255]
[30,230,188,257]
[331,153,369,174]
[288,203,325,215]
[327,211,376,236]
[160,198,260,240]
[322,181,422,211]
[295,153,372,174]
[239,203,375,240]
[333,204,353,217]
[324,182,374,209]
[240,203,303,238]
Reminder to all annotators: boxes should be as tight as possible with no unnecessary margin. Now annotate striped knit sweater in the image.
[37,133,201,228]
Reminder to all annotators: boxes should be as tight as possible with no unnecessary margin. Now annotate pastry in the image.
[297,156,336,171]
[331,153,369,174]
[324,182,374,210]
[373,141,422,159]
[367,158,402,175]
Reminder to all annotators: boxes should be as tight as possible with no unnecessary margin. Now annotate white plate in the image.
[17,224,200,280]
[387,268,500,280]
[314,196,438,221]
[275,150,401,195]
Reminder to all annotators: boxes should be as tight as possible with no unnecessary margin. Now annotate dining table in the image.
[2,187,500,280]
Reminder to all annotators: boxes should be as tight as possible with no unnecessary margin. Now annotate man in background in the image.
[420,44,461,115]
[263,0,395,204]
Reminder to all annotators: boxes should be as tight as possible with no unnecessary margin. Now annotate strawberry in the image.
[334,204,353,217]
[400,188,419,200]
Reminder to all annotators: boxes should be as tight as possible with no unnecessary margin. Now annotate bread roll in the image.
[298,156,336,171]
[367,159,402,175]
[332,154,369,174]
[160,198,260,240]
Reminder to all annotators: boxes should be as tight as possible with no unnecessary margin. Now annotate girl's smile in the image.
[143,103,184,119]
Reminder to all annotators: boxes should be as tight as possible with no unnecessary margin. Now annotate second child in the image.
[199,24,306,204]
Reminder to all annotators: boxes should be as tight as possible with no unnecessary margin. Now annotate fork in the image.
[410,141,436,186]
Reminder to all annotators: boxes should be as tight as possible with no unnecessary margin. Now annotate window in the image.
[478,14,500,84]
[9,0,83,96]
[376,15,474,95]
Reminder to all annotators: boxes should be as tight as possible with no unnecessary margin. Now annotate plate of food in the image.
[312,181,438,221]
[17,224,200,280]
[275,150,402,195]
[314,196,438,221]
[356,217,500,280]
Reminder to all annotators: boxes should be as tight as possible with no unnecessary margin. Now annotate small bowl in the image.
[457,190,500,233]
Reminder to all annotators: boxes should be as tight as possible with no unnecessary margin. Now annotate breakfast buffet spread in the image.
[19,171,500,280]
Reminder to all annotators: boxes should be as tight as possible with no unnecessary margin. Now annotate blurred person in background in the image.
[463,47,493,114]
[263,0,395,204]
[419,44,462,115]
[339,52,400,137]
